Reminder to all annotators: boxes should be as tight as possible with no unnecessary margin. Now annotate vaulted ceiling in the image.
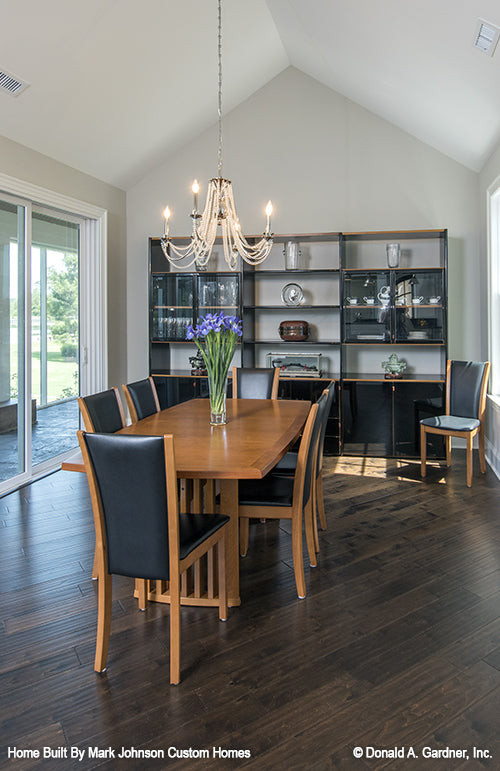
[1,0,499,190]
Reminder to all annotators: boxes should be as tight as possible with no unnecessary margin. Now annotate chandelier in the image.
[160,0,273,271]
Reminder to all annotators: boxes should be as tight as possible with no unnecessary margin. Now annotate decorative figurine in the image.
[382,353,407,379]
[189,350,207,375]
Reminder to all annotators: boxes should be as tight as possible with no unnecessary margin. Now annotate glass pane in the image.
[343,271,391,342]
[0,198,26,484]
[152,274,193,341]
[31,212,80,467]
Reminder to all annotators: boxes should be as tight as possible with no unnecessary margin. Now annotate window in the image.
[488,181,500,398]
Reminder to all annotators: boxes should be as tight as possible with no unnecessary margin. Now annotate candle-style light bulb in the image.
[265,200,273,234]
[163,206,171,236]
[192,180,200,212]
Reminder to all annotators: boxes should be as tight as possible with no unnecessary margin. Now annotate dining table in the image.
[63,397,311,608]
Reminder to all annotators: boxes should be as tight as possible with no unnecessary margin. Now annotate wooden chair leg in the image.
[420,424,427,478]
[445,435,452,467]
[137,578,148,610]
[170,573,181,685]
[92,546,99,580]
[304,500,317,568]
[239,517,249,557]
[291,514,306,599]
[316,474,327,531]
[94,571,112,673]
[478,425,487,473]
[217,537,227,621]
[466,432,473,488]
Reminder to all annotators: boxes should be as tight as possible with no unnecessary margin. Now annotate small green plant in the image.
[60,343,77,360]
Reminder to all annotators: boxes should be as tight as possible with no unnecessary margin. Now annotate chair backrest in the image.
[316,383,336,475]
[447,360,490,420]
[123,376,160,422]
[78,431,176,580]
[232,366,280,399]
[291,397,323,512]
[78,388,126,433]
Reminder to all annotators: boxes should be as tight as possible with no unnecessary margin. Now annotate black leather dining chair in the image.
[122,376,160,423]
[232,366,280,399]
[238,396,323,599]
[420,360,490,487]
[77,430,230,684]
[78,388,126,433]
[272,383,335,545]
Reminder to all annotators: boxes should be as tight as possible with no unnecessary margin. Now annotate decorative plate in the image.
[281,282,304,306]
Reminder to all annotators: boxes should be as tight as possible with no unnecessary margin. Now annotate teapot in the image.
[377,285,390,306]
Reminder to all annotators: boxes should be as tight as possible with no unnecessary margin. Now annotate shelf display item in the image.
[382,353,407,379]
[267,352,322,377]
[283,240,301,270]
[281,282,304,306]
[386,242,401,268]
[279,320,310,341]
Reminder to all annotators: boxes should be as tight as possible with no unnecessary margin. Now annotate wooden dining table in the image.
[63,397,310,607]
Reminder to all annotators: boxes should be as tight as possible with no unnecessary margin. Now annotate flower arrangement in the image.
[186,312,242,424]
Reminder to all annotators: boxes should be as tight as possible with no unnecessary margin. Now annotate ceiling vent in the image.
[474,19,500,56]
[0,68,29,97]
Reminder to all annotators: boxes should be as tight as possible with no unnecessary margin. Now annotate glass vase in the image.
[208,378,227,425]
[386,242,401,268]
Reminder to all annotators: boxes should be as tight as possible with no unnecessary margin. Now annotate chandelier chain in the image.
[217,0,223,178]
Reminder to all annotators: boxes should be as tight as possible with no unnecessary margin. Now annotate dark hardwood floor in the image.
[1,452,500,770]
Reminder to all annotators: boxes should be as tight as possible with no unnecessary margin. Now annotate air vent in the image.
[0,68,29,97]
[474,19,500,56]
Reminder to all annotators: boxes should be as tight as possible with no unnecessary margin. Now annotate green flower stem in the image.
[192,329,238,414]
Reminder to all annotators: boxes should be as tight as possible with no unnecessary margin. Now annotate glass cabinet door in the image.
[394,270,445,343]
[343,271,391,342]
[197,273,240,321]
[152,274,194,340]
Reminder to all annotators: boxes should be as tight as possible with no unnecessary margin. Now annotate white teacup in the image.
[429,296,441,304]
[363,297,375,304]
[412,296,424,304]
[347,297,358,305]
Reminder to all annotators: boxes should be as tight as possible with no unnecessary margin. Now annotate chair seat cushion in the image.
[420,415,481,432]
[179,513,229,560]
[239,475,294,507]
[272,450,298,474]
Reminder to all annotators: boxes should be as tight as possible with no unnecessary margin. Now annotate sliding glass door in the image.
[0,197,27,485]
[0,198,83,491]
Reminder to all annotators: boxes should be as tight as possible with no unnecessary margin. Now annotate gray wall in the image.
[0,133,127,388]
[127,66,480,379]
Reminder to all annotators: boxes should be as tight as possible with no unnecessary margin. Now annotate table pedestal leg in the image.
[220,478,240,606]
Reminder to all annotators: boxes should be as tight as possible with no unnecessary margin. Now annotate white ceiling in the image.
[1,0,500,190]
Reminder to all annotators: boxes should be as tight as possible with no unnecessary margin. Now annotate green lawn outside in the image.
[10,331,78,404]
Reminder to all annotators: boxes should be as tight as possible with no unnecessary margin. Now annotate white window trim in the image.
[0,171,108,397]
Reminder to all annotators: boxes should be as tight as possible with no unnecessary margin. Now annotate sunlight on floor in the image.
[324,454,449,484]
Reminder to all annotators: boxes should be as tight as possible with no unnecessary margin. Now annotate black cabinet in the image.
[342,379,445,458]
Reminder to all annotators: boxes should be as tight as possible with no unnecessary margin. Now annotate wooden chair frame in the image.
[78,431,228,685]
[122,376,160,423]
[420,360,490,488]
[238,402,319,599]
[232,366,280,400]
[78,387,126,433]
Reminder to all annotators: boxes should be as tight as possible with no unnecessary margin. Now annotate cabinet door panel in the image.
[342,382,392,456]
